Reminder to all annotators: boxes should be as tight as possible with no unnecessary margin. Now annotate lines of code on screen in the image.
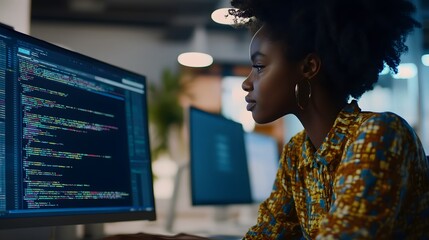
[0,40,6,211]
[17,53,132,210]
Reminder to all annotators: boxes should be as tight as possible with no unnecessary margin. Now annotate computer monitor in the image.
[0,24,156,229]
[189,107,252,205]
[244,132,279,203]
[189,107,280,206]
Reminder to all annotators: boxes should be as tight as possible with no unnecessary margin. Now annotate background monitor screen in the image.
[189,107,252,205]
[0,25,155,229]
[244,132,279,203]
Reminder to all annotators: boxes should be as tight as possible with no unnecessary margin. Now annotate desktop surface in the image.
[103,233,242,240]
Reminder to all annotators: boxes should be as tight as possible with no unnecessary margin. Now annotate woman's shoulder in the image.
[357,111,415,136]
[353,110,424,157]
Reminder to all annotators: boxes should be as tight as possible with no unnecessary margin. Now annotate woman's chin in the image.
[252,113,273,125]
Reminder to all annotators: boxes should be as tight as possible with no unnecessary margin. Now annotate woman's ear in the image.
[300,53,321,79]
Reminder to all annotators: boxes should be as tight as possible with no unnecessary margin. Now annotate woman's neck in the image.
[296,92,346,150]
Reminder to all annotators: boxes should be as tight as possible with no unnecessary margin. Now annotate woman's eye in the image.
[252,65,264,73]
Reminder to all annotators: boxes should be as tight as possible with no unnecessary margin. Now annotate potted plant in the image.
[148,68,185,161]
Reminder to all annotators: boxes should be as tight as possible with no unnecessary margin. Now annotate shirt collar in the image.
[300,100,361,168]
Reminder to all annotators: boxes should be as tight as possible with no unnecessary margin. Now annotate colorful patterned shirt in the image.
[244,101,429,239]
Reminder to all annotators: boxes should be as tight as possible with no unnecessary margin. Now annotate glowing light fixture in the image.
[421,54,429,66]
[177,26,213,68]
[392,63,417,79]
[211,7,248,25]
[177,52,213,68]
[211,8,235,25]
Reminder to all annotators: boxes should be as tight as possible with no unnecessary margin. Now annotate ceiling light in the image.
[392,63,418,79]
[177,26,213,68]
[211,8,235,25]
[421,54,429,66]
[211,8,248,25]
[177,52,213,68]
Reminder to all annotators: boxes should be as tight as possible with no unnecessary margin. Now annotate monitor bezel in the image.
[0,24,156,229]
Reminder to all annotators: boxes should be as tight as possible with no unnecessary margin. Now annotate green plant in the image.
[148,68,184,160]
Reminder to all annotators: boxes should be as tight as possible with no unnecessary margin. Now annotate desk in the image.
[102,232,209,240]
[103,233,242,240]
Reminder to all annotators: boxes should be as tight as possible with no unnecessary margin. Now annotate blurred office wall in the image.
[0,0,31,34]
[30,22,250,89]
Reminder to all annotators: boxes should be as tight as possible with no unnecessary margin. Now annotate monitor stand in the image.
[165,162,188,233]
[213,206,229,222]
[211,205,256,235]
[52,223,103,240]
[82,223,104,240]
[51,225,79,240]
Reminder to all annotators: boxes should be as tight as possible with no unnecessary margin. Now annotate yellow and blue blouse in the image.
[244,101,429,239]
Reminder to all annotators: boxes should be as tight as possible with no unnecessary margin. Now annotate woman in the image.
[230,0,429,239]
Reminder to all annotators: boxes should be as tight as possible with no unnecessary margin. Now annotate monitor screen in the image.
[244,132,278,203]
[189,107,252,205]
[189,107,280,206]
[0,25,155,229]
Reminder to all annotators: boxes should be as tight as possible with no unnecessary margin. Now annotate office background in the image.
[1,0,428,239]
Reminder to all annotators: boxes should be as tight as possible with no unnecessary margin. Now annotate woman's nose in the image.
[242,71,253,92]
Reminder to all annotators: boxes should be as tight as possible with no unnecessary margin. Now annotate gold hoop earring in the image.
[294,79,312,110]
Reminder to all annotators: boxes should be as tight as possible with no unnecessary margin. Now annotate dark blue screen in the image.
[0,24,155,228]
[189,107,252,205]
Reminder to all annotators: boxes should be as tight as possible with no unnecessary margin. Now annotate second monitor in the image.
[189,107,279,206]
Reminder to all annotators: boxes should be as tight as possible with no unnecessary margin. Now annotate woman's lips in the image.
[246,102,256,111]
[245,96,256,111]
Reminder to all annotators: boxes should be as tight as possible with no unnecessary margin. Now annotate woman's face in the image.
[243,26,302,124]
